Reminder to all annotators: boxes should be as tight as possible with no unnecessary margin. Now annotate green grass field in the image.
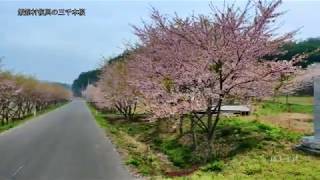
[256,101,313,115]
[274,96,313,106]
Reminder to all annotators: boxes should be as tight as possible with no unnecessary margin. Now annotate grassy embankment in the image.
[0,102,68,134]
[254,96,313,134]
[88,96,320,179]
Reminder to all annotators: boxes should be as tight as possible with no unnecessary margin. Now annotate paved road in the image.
[0,99,132,180]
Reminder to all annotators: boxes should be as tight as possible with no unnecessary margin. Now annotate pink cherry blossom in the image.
[127,0,302,152]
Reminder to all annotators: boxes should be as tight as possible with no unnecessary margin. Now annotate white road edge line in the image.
[11,164,24,178]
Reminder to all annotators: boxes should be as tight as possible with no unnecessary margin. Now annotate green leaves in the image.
[201,160,224,172]
[162,76,174,93]
[209,63,222,73]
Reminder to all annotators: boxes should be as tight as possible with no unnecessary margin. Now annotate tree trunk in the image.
[190,116,197,150]
[179,114,183,135]
[286,94,291,112]
[206,97,223,161]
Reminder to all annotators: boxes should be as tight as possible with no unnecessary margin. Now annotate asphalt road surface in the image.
[0,99,133,180]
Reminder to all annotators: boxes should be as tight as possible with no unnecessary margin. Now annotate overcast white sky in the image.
[1,0,319,84]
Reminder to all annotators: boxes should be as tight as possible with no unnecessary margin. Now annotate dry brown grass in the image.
[250,113,313,134]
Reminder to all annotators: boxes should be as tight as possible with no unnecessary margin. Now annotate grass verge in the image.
[87,103,177,177]
[87,101,320,179]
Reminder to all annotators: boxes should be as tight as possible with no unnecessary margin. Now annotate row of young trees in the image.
[84,0,309,158]
[83,55,139,120]
[0,66,71,126]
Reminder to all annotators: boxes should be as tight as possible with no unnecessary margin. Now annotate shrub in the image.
[126,157,141,167]
[244,164,262,175]
[155,139,193,168]
[201,160,224,172]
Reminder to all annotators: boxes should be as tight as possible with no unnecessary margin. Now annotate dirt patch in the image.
[258,113,313,134]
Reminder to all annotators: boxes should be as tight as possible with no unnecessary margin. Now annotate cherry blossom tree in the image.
[82,84,111,111]
[129,0,302,156]
[99,60,139,120]
[0,78,18,124]
[0,71,71,125]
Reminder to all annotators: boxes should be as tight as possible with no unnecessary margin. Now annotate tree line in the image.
[74,39,320,98]
[72,69,101,97]
[0,64,71,126]
[280,38,320,68]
